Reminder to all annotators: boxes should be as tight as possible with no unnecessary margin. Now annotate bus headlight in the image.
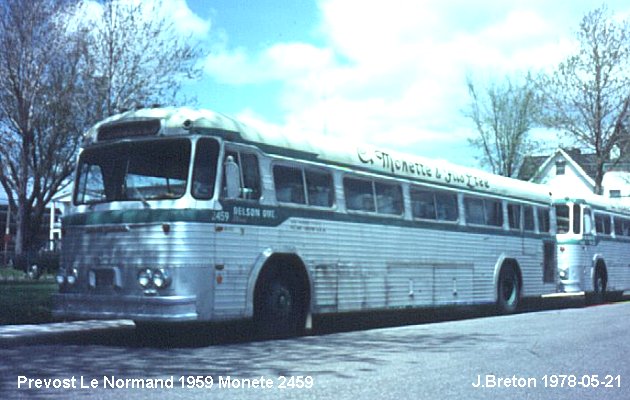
[55,271,66,286]
[138,268,153,288]
[152,269,171,289]
[66,268,79,285]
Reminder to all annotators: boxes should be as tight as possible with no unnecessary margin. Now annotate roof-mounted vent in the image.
[97,118,161,141]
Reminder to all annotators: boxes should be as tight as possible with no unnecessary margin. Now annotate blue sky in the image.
[107,1,630,168]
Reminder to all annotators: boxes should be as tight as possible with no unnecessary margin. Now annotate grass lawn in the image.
[0,281,57,325]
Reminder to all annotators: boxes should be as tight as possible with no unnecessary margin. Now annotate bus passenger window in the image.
[410,189,436,219]
[464,198,485,225]
[221,150,261,200]
[523,206,535,231]
[344,177,375,212]
[375,182,403,215]
[412,189,458,221]
[614,217,624,236]
[465,197,502,227]
[538,208,550,233]
[274,165,305,204]
[507,204,521,230]
[485,199,503,227]
[305,170,334,207]
[435,192,458,221]
[595,213,611,235]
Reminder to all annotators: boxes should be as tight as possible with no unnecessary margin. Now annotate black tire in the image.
[497,265,520,314]
[254,267,305,339]
[592,267,607,304]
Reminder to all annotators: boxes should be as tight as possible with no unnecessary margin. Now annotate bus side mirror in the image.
[225,156,240,199]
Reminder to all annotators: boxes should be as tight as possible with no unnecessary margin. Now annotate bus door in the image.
[579,205,595,289]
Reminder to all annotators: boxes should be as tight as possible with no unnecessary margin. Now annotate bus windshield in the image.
[74,139,192,205]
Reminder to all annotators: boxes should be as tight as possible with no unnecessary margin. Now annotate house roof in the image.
[518,148,601,182]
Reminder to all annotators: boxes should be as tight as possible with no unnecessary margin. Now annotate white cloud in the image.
[159,0,211,37]
[204,42,335,85]
[78,0,211,38]
[201,0,630,166]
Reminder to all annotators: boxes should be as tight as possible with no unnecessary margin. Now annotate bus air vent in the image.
[97,118,161,141]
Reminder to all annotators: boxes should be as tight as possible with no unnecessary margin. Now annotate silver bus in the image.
[554,194,630,301]
[53,107,559,337]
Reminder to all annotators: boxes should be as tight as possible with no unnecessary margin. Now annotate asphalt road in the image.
[1,301,629,399]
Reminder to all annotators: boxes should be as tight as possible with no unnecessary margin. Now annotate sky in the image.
[172,0,630,168]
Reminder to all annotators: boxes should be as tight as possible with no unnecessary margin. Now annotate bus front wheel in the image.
[591,266,607,304]
[254,267,305,339]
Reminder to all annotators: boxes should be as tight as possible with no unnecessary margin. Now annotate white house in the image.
[518,148,630,198]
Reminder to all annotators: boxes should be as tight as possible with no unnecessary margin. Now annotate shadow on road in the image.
[33,294,595,349]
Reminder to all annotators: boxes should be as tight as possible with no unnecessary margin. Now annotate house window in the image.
[555,160,566,175]
[610,190,621,198]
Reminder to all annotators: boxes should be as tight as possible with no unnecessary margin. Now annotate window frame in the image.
[221,147,262,202]
[343,176,404,216]
[464,196,503,228]
[410,186,458,223]
[273,162,335,208]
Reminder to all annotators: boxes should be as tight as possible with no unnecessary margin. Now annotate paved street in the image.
[1,301,629,399]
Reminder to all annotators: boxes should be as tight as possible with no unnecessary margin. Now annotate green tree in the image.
[537,6,630,194]
[465,74,542,177]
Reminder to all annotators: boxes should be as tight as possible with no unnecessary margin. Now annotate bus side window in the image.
[222,150,261,201]
[464,197,485,225]
[375,182,403,215]
[594,213,611,235]
[614,217,623,236]
[274,165,305,204]
[435,192,458,221]
[538,207,550,233]
[410,189,436,220]
[523,206,535,232]
[484,199,503,227]
[344,177,375,212]
[305,170,334,207]
[507,204,521,230]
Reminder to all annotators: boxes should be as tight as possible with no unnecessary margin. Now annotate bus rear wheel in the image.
[254,268,305,339]
[497,265,520,314]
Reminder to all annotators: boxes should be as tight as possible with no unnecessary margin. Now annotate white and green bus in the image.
[554,194,630,301]
[53,107,559,336]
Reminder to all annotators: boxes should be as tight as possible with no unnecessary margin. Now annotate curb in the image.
[0,320,135,346]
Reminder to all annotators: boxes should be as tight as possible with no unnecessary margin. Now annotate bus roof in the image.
[84,107,553,204]
[552,191,630,215]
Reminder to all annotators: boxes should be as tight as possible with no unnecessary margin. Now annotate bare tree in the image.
[86,0,203,119]
[0,0,204,261]
[537,6,630,193]
[465,74,542,177]
[0,0,88,261]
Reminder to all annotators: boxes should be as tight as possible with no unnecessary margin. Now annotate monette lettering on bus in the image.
[357,147,490,190]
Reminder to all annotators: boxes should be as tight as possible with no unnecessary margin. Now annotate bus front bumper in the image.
[52,293,198,322]
[558,280,583,293]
